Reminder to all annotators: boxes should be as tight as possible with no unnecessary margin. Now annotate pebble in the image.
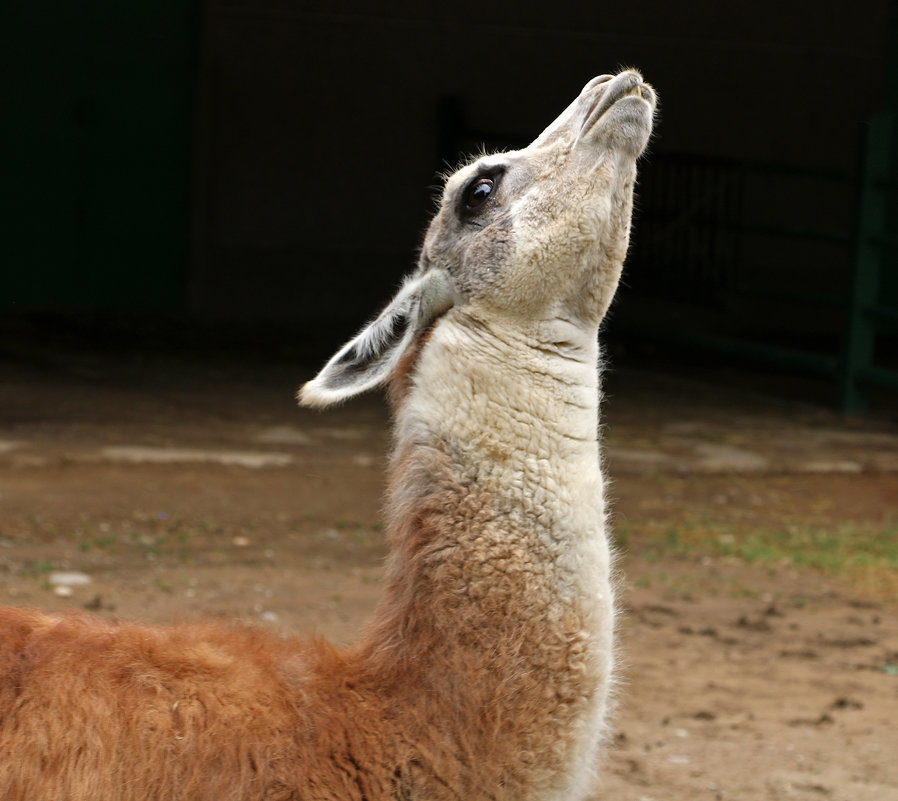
[254,426,311,445]
[49,571,92,586]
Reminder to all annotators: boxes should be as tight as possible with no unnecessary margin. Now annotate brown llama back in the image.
[0,607,401,800]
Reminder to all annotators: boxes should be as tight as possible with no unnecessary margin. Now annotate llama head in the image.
[300,70,656,408]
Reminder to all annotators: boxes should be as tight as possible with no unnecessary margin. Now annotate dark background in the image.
[3,1,897,411]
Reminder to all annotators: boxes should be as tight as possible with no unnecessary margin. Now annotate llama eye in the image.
[465,177,495,209]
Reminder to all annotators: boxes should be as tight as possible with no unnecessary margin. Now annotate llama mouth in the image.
[581,73,654,135]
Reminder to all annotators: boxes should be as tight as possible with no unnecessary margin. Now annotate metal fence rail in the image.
[626,123,898,412]
[840,112,898,412]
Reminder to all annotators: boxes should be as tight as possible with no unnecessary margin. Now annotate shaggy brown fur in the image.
[0,607,405,800]
[0,454,592,800]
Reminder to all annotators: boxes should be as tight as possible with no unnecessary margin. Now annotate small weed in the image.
[32,561,54,574]
[80,535,116,552]
[883,662,898,677]
[132,531,170,556]
[174,529,194,545]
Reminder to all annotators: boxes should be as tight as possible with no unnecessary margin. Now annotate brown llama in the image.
[0,69,656,800]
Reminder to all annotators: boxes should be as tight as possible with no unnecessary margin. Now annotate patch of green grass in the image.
[78,535,117,552]
[173,527,197,546]
[713,523,898,575]
[661,577,696,602]
[632,520,898,595]
[729,585,760,599]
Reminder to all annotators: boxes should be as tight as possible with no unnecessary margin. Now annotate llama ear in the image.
[298,269,456,408]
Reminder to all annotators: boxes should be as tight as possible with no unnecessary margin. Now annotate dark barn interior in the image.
[4,0,898,412]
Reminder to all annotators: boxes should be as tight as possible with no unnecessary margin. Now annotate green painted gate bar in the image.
[840,112,898,413]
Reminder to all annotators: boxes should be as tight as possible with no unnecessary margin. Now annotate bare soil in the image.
[1,354,896,800]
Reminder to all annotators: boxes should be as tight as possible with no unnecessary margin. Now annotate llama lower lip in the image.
[608,81,648,108]
[581,74,650,134]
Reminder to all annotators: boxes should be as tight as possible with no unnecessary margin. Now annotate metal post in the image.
[839,113,893,413]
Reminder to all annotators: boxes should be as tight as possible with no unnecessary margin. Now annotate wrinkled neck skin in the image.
[400,310,604,478]
[356,310,615,800]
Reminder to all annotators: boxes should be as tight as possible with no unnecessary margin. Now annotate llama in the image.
[0,70,656,800]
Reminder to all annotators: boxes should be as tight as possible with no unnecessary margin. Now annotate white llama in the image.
[0,70,656,801]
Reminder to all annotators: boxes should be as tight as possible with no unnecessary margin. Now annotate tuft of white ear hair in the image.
[298,269,456,409]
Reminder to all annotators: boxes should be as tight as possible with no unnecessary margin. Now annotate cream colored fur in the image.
[392,312,612,799]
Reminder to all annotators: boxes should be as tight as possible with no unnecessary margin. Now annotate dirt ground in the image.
[1,351,896,800]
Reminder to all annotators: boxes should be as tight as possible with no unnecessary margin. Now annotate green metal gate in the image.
[840,112,898,412]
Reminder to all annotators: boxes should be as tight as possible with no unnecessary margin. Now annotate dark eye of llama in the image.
[465,177,495,208]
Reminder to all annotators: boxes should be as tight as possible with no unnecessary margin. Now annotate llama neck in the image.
[356,309,614,796]
[393,308,608,533]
